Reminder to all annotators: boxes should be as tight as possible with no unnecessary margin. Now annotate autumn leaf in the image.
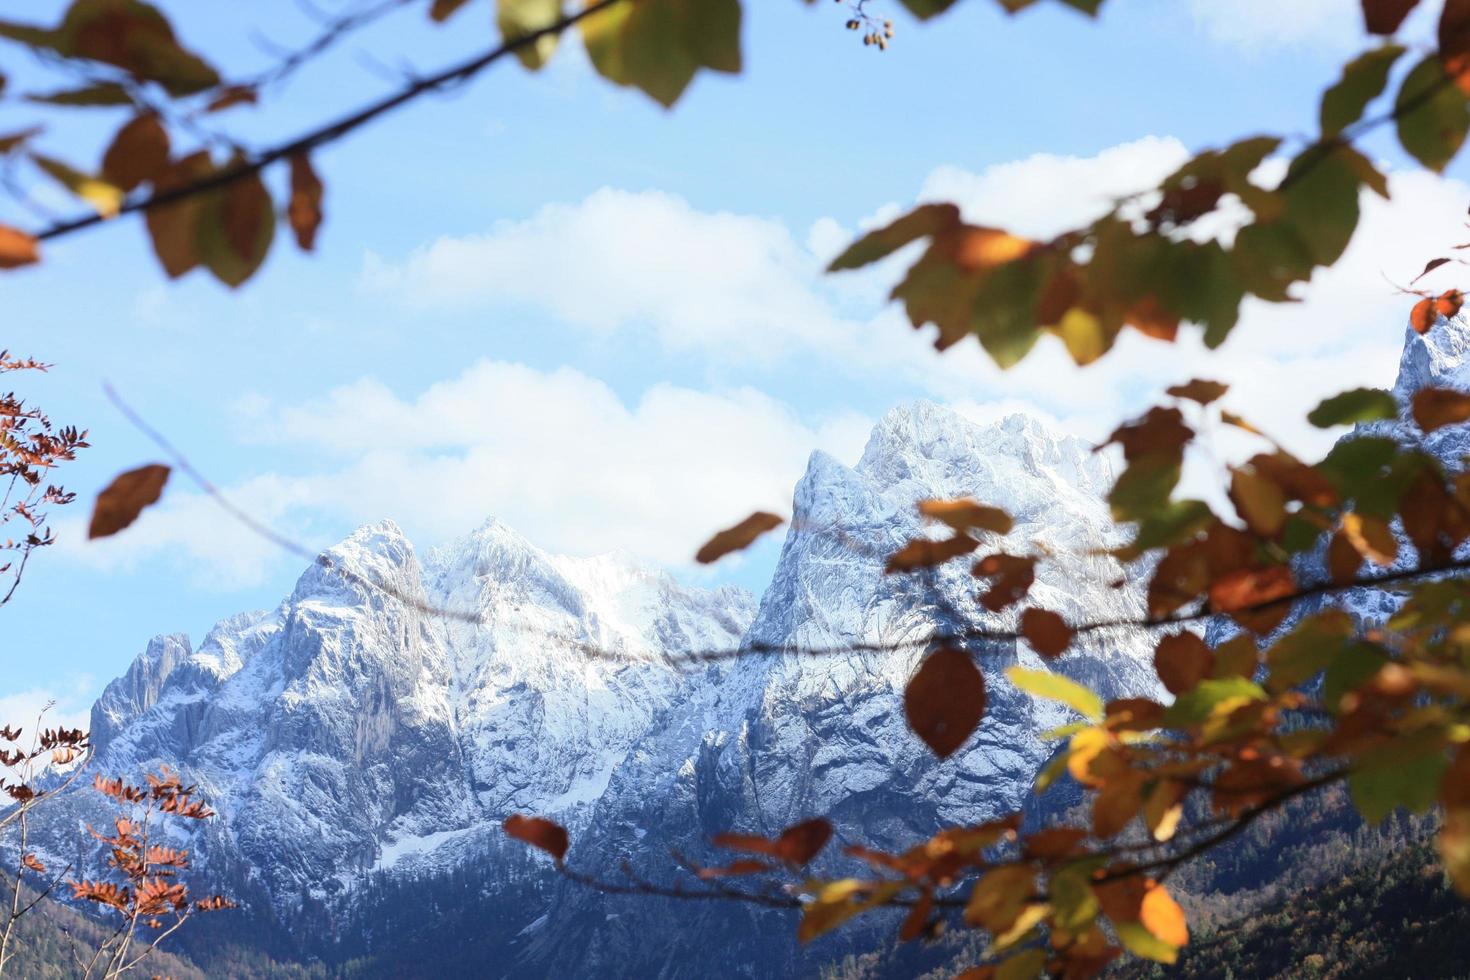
[886,533,978,573]
[695,511,784,564]
[287,153,324,252]
[1207,565,1296,633]
[973,552,1036,611]
[197,167,275,287]
[1362,0,1420,34]
[21,853,45,874]
[1413,386,1470,432]
[1139,882,1189,948]
[498,0,563,70]
[1321,44,1405,136]
[1165,379,1228,405]
[712,817,833,866]
[904,648,986,758]
[1412,296,1439,334]
[1441,0,1470,96]
[1438,289,1465,317]
[1412,256,1453,284]
[31,153,123,217]
[101,113,169,192]
[1153,632,1214,696]
[1020,607,1072,659]
[917,498,1013,536]
[88,464,169,539]
[1343,511,1399,565]
[0,225,39,268]
[503,813,569,862]
[145,150,211,278]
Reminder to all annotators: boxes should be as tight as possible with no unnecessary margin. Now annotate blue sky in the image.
[3,0,1467,726]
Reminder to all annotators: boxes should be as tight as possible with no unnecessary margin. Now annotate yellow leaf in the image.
[31,153,123,217]
[1140,882,1188,948]
[498,0,562,69]
[963,865,1034,932]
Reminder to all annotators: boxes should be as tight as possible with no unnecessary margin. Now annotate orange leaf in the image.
[1207,565,1295,634]
[1327,528,1363,584]
[0,225,39,269]
[503,814,568,862]
[1411,296,1437,334]
[904,648,986,759]
[21,853,44,874]
[1437,289,1465,318]
[695,511,784,564]
[1139,882,1189,948]
[88,464,170,539]
[1020,607,1072,660]
[695,859,772,879]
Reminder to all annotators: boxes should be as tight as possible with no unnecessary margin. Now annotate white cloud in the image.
[917,136,1190,239]
[66,363,872,586]
[1186,0,1362,52]
[0,677,95,740]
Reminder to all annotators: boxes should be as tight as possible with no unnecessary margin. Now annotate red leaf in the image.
[503,814,569,862]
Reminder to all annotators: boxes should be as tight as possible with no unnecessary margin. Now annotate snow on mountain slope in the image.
[35,399,1165,952]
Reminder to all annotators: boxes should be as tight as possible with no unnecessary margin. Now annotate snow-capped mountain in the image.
[33,399,1169,973]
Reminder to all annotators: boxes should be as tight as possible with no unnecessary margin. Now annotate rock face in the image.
[33,400,1168,973]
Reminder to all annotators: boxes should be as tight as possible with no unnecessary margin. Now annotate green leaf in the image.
[1322,640,1389,710]
[1171,241,1244,347]
[1349,736,1447,823]
[1396,55,1470,173]
[1006,666,1104,722]
[498,0,563,70]
[1231,220,1315,303]
[1307,387,1399,427]
[971,257,1044,368]
[1160,677,1267,728]
[24,81,132,106]
[1122,499,1214,555]
[1280,144,1362,267]
[828,204,959,271]
[1115,920,1179,964]
[580,0,741,108]
[901,0,962,16]
[1108,453,1181,523]
[1321,45,1405,136]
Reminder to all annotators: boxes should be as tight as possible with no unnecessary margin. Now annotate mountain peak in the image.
[1395,313,1470,400]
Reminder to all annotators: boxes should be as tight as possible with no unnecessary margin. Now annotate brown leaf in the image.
[145,151,211,278]
[695,858,772,879]
[886,533,978,573]
[1207,565,1296,634]
[695,511,784,564]
[430,0,473,21]
[973,553,1036,612]
[775,818,833,865]
[88,464,170,539]
[1229,467,1286,538]
[1413,386,1470,432]
[1442,0,1470,95]
[1153,632,1214,696]
[1362,0,1420,34]
[101,114,169,193]
[205,86,256,113]
[1328,528,1363,584]
[0,225,39,269]
[899,888,934,942]
[1102,407,1193,462]
[503,814,568,862]
[21,853,44,874]
[1412,296,1438,334]
[1020,607,1072,659]
[1165,379,1228,405]
[904,648,986,759]
[287,153,324,252]
[199,168,275,287]
[1412,256,1452,284]
[1438,289,1465,318]
[917,498,1013,536]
